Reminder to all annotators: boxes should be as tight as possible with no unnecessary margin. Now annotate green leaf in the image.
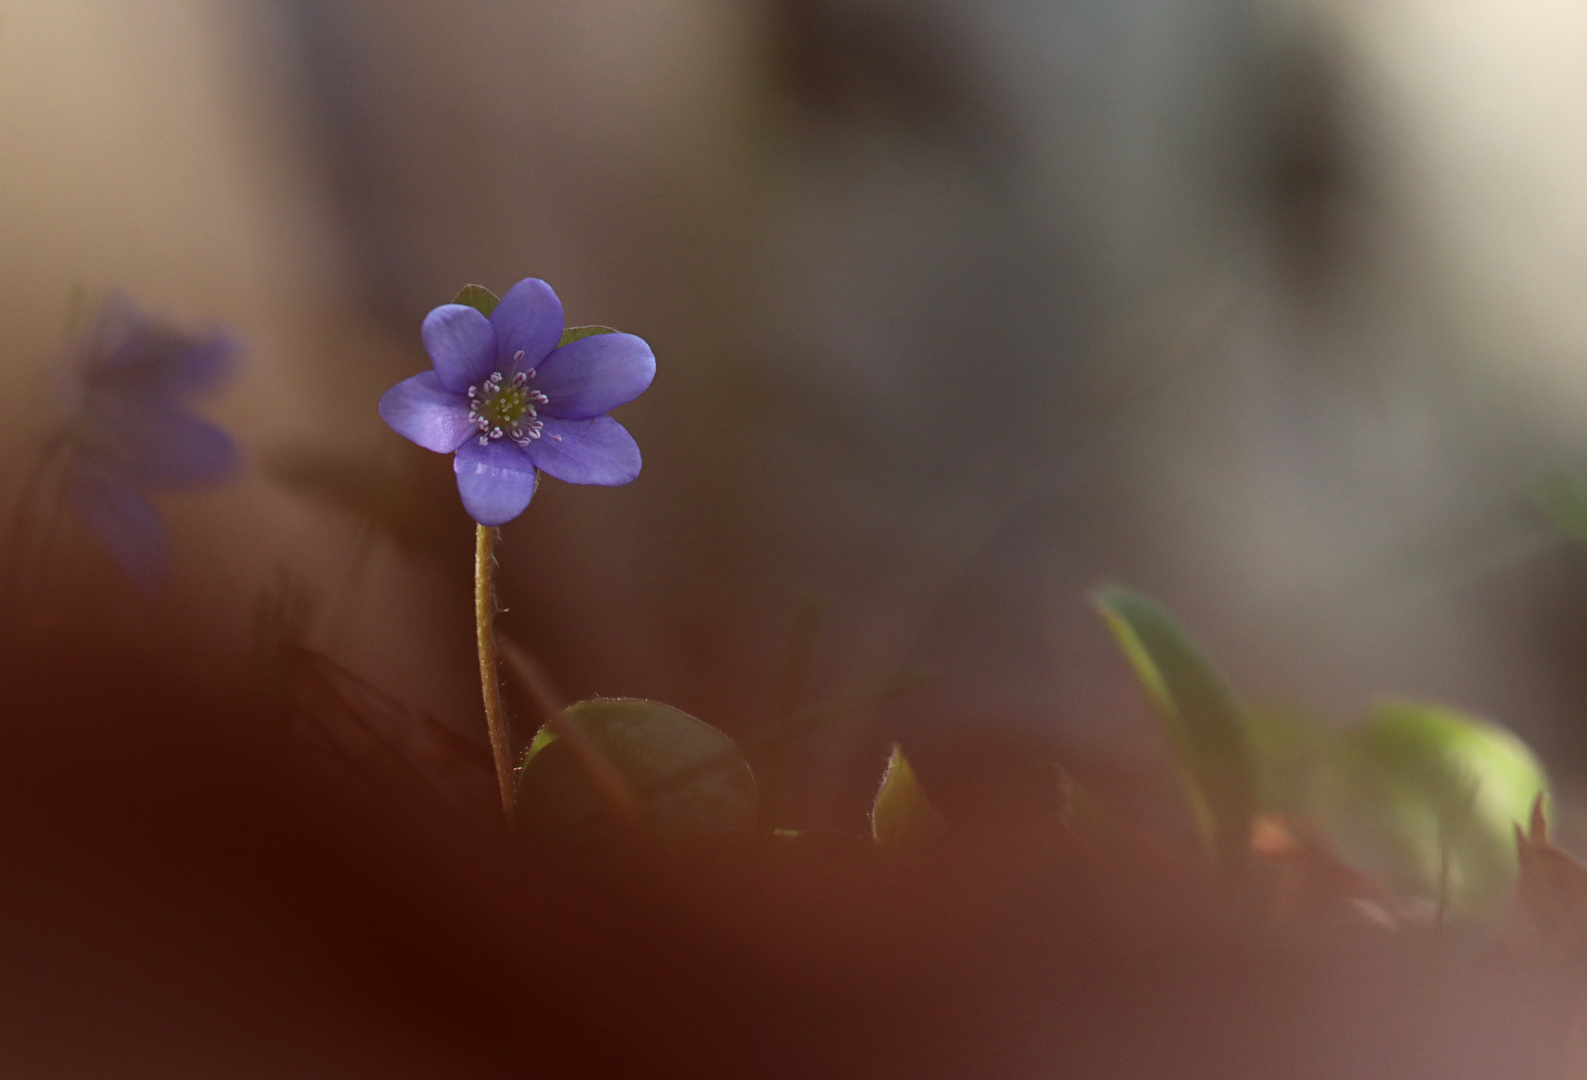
[871,745,946,853]
[1092,586,1257,878]
[514,698,757,849]
[1532,470,1587,546]
[1313,700,1549,919]
[558,325,619,347]
[452,284,500,317]
[522,724,558,768]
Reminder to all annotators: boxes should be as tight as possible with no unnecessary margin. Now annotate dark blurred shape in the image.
[908,723,1072,834]
[9,293,242,592]
[767,0,1004,151]
[0,636,532,1077]
[1511,795,1587,959]
[251,566,496,821]
[0,623,1577,1077]
[264,440,469,562]
[1262,28,1356,287]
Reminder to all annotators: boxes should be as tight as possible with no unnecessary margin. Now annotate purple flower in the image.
[60,295,241,587]
[378,279,655,526]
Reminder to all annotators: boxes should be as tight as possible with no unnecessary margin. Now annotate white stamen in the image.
[512,350,524,362]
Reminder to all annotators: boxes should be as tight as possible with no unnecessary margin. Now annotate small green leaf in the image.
[1313,700,1549,919]
[453,284,500,317]
[1532,470,1587,546]
[558,325,619,347]
[871,745,945,853]
[522,724,558,768]
[1092,586,1257,878]
[514,698,757,849]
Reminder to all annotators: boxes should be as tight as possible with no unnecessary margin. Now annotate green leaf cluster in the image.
[1093,586,1549,918]
[499,580,1547,920]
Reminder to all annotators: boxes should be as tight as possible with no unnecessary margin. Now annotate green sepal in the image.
[1532,470,1587,546]
[453,284,500,317]
[559,325,619,347]
[871,745,946,853]
[1092,586,1257,879]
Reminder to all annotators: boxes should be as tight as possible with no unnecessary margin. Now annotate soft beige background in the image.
[3,0,1587,821]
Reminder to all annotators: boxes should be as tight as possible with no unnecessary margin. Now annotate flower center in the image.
[467,370,549,447]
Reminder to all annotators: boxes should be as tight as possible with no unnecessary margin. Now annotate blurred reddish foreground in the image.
[0,625,1578,1080]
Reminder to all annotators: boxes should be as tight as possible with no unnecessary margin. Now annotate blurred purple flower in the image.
[378,279,655,526]
[60,295,241,588]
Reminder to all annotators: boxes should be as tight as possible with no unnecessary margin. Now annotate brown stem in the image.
[475,524,514,821]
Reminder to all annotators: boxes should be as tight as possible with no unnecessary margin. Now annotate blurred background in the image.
[3,0,1587,833]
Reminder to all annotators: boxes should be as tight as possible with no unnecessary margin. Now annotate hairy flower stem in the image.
[475,524,515,822]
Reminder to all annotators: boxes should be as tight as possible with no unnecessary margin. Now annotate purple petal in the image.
[125,404,240,488]
[68,470,168,590]
[533,333,655,420]
[80,292,147,376]
[108,326,237,396]
[454,438,538,525]
[525,415,641,486]
[151,330,238,396]
[489,279,564,372]
[379,371,476,453]
[422,304,497,392]
[82,395,240,489]
[83,294,238,396]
